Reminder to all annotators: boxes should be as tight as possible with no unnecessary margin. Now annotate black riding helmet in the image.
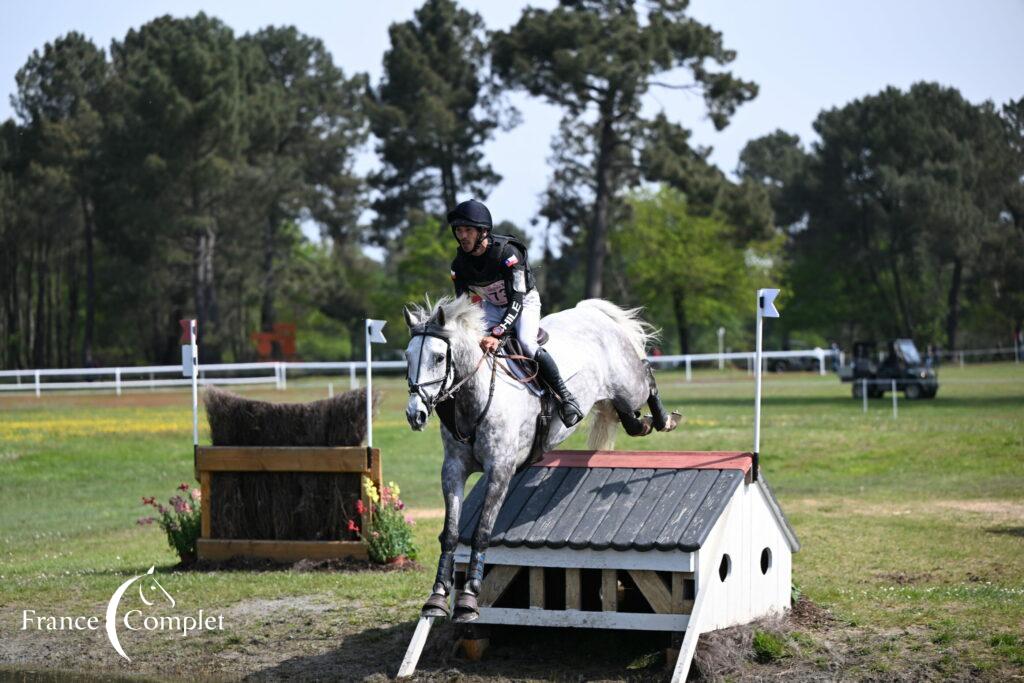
[447,199,492,252]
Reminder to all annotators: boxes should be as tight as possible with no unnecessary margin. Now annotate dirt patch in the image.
[408,508,445,520]
[794,497,1024,523]
[2,596,1017,681]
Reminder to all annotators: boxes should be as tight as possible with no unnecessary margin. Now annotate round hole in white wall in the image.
[718,554,731,582]
[760,547,772,575]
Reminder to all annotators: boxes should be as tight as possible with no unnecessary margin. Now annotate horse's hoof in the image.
[421,592,450,618]
[638,416,655,437]
[452,591,479,623]
[659,411,682,432]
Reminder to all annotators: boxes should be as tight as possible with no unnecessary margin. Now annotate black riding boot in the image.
[535,348,584,427]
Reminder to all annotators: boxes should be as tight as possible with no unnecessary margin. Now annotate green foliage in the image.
[493,0,757,298]
[368,0,513,241]
[753,630,791,663]
[613,187,780,353]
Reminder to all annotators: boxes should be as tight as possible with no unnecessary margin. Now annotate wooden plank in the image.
[633,470,697,551]
[522,468,589,548]
[677,471,743,550]
[610,469,676,551]
[565,568,581,610]
[195,446,369,473]
[601,569,618,612]
[478,565,521,607]
[529,567,545,609]
[654,470,719,550]
[671,572,695,614]
[670,501,735,683]
[200,471,211,539]
[476,607,689,632]
[499,467,568,546]
[397,616,435,679]
[368,447,382,487]
[197,539,367,562]
[587,469,655,550]
[567,468,633,549]
[534,451,753,473]
[628,570,673,614]
[547,468,613,548]
[454,545,694,572]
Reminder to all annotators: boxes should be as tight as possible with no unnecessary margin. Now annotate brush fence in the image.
[194,446,382,562]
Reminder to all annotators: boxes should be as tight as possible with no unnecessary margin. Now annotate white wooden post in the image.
[365,319,387,448]
[328,382,334,398]
[862,378,868,414]
[115,368,122,396]
[959,352,964,369]
[891,380,898,419]
[817,349,826,376]
[397,616,436,678]
[717,327,725,370]
[685,357,692,382]
[349,364,357,390]
[754,289,780,460]
[34,370,41,397]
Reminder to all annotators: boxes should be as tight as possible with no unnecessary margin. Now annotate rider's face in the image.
[454,225,483,253]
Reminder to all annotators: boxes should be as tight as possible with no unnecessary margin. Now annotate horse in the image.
[403,295,679,622]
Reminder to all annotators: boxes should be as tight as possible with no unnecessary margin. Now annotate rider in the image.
[447,198,584,428]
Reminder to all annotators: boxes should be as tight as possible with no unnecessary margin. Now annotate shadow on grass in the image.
[244,621,670,681]
[986,526,1024,538]
[675,395,1024,410]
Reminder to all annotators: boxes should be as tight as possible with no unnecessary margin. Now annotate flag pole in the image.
[191,320,199,447]
[753,288,780,482]
[365,319,373,449]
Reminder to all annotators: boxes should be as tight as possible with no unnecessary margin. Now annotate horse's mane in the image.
[408,295,486,344]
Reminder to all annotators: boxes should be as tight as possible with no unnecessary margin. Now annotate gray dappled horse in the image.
[404,296,678,622]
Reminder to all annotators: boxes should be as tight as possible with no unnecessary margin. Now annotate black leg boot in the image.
[643,360,680,432]
[535,348,584,427]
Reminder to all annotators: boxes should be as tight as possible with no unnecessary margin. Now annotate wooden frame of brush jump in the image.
[194,446,382,563]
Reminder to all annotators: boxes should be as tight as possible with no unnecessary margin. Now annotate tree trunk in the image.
[945,257,963,350]
[82,196,96,366]
[672,289,689,355]
[260,213,277,333]
[33,242,48,367]
[440,155,457,210]
[585,111,616,299]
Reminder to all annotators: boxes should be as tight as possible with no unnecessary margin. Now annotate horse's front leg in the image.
[454,460,515,623]
[421,454,469,618]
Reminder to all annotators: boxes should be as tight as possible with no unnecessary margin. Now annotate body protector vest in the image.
[451,234,536,336]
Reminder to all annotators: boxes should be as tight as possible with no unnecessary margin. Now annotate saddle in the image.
[504,328,549,395]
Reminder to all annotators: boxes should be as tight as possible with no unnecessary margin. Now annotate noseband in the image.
[407,320,504,445]
[407,321,456,414]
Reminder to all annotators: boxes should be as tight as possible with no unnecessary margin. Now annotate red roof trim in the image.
[533,450,753,473]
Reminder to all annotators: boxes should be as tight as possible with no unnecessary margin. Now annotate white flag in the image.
[367,319,387,344]
[758,289,781,318]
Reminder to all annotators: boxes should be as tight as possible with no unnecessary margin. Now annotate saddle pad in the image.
[500,338,582,396]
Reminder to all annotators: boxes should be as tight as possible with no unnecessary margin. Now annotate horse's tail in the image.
[575,299,658,359]
[576,299,659,451]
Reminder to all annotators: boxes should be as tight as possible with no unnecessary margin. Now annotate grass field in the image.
[1,363,1022,681]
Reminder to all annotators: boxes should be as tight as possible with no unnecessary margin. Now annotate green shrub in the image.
[753,630,790,663]
[355,477,418,564]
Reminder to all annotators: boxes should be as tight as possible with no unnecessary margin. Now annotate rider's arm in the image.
[491,245,527,337]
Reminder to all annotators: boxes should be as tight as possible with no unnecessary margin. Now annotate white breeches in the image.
[483,290,542,357]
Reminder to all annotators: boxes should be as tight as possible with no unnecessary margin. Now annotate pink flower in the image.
[156,504,167,515]
[396,501,405,510]
[371,531,380,538]
[355,499,365,515]
[405,516,415,525]
[178,483,190,492]
[190,488,201,501]
[347,519,360,533]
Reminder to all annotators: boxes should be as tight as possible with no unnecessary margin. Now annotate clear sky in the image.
[2,0,1022,244]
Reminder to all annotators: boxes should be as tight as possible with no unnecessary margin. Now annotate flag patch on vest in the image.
[504,255,519,268]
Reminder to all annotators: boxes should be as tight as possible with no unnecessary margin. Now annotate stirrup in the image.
[558,397,584,427]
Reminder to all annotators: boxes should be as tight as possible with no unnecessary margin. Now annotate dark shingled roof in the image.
[458,451,765,552]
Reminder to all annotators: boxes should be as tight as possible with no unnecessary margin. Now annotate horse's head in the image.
[404,304,454,430]
[403,296,484,431]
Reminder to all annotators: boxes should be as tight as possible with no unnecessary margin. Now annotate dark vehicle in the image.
[838,339,938,399]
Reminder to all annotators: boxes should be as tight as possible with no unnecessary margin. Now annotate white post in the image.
[753,289,780,460]
[34,370,41,397]
[817,350,826,376]
[717,327,725,370]
[190,321,199,447]
[959,352,964,369]
[280,364,287,391]
[685,357,692,382]
[115,368,122,396]
[365,322,374,448]
[328,382,334,398]
[349,364,357,390]
[891,379,898,419]
[862,378,868,414]
[149,372,155,391]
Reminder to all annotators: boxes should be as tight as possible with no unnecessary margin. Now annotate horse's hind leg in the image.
[644,360,679,432]
[422,456,468,618]
[454,460,515,623]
